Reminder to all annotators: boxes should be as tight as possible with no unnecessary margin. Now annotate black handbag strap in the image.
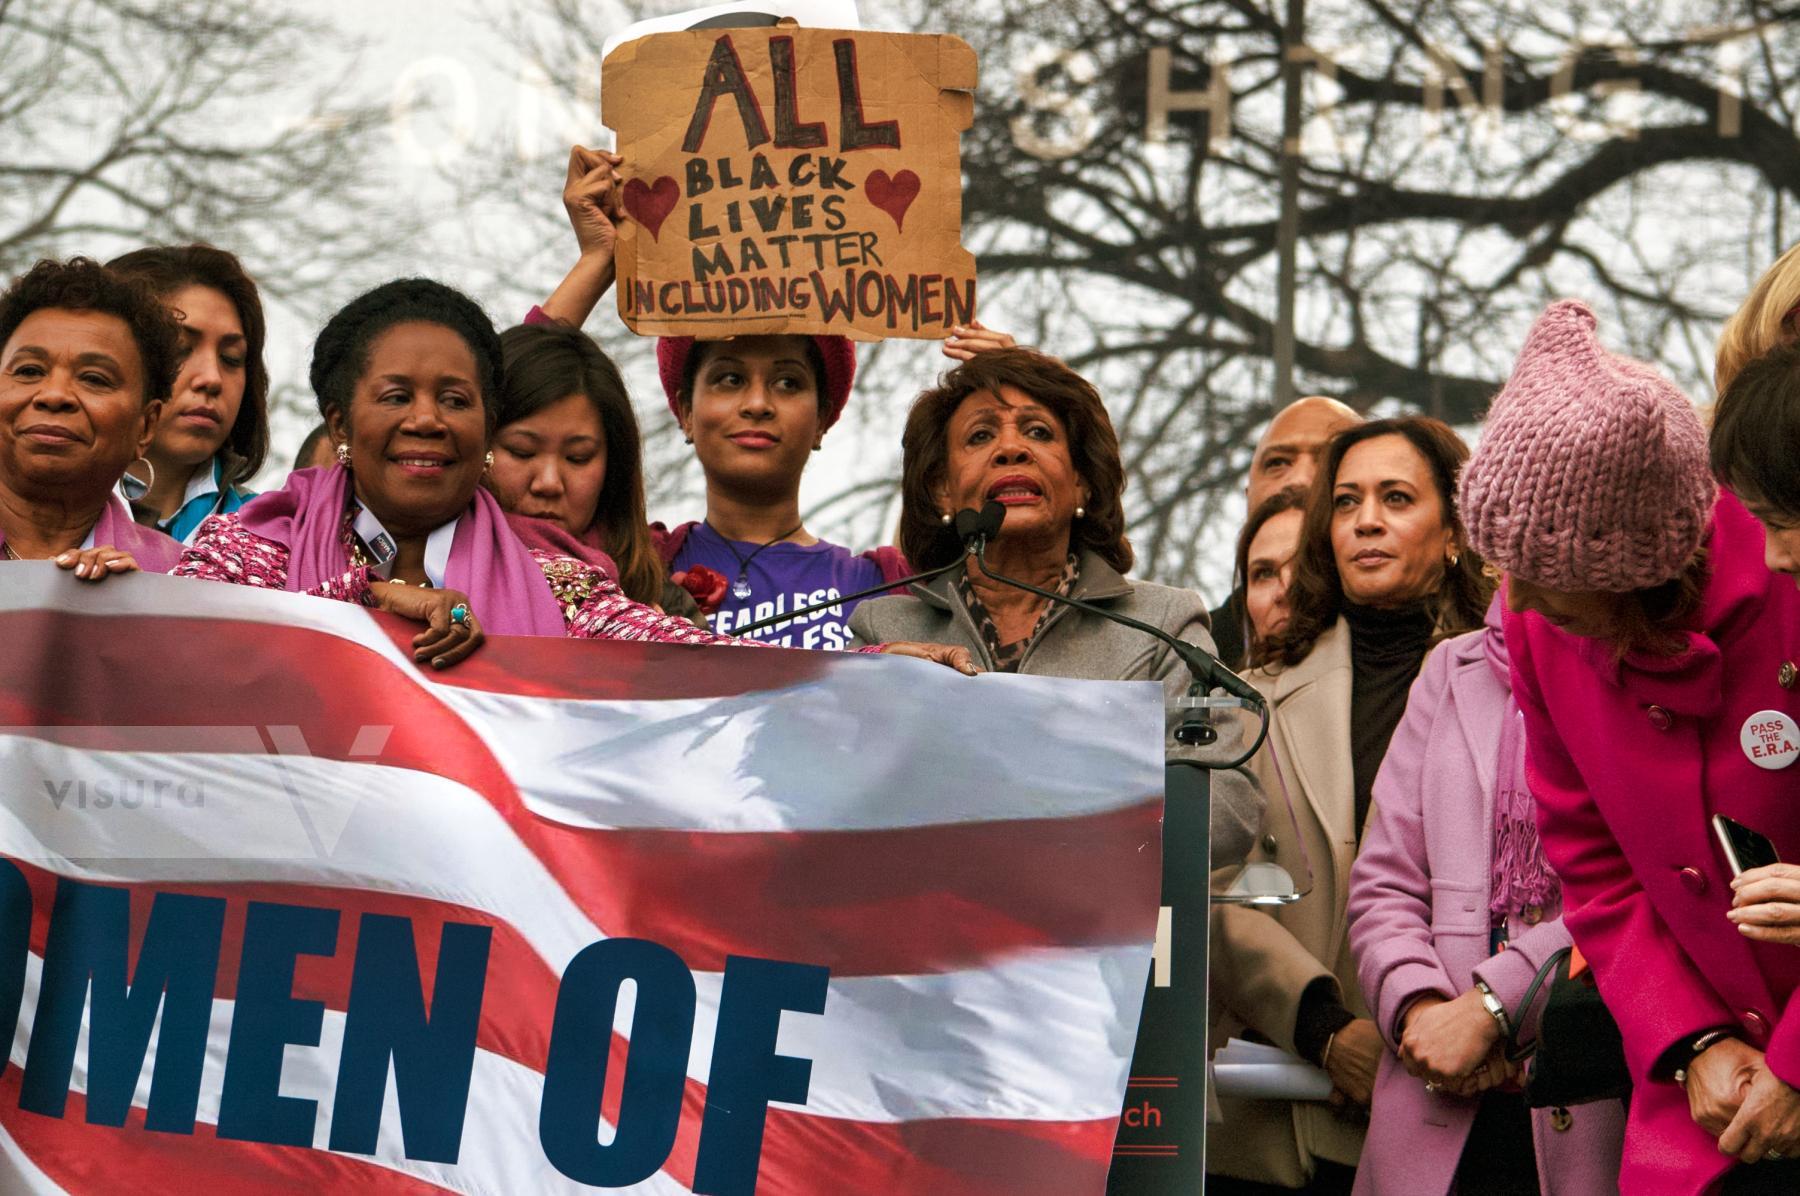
[1504,946,1573,1061]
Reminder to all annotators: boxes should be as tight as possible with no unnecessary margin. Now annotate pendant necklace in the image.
[707,520,804,601]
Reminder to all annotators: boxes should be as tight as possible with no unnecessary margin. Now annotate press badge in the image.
[351,504,398,579]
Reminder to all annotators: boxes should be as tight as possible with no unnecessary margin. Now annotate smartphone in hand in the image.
[1713,814,1781,877]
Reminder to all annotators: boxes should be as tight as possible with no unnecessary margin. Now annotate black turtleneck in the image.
[1290,599,1436,1068]
[1344,599,1436,839]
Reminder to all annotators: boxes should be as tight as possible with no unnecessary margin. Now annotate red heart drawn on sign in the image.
[622,176,679,241]
[865,169,922,232]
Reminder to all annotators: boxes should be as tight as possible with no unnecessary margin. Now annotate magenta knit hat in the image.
[1458,300,1715,593]
[656,335,857,431]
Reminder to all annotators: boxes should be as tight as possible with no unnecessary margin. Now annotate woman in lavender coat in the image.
[1347,597,1625,1195]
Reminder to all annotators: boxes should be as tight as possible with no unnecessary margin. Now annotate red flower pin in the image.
[671,564,730,615]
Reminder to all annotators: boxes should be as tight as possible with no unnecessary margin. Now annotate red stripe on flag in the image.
[686,1107,1117,1195]
[531,803,1163,973]
[3,789,1157,980]
[0,1070,457,1195]
[0,609,524,818]
[0,1061,1117,1196]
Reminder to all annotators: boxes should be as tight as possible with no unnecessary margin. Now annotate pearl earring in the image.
[1074,505,1086,519]
[484,451,495,471]
[335,443,350,467]
[940,511,953,525]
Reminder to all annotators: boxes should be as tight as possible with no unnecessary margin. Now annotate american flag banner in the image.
[0,566,1164,1195]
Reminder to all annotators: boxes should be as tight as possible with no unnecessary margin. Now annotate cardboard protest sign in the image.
[603,25,978,341]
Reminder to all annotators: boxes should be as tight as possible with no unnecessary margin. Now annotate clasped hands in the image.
[1692,863,1800,1162]
[1398,989,1520,1098]
[1684,1037,1800,1165]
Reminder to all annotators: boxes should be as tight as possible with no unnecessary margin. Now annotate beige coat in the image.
[1209,618,1371,1188]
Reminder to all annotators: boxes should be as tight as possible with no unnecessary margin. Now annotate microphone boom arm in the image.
[973,541,1270,770]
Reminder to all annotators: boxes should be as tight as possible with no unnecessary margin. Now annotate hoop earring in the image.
[335,443,350,468]
[130,456,156,493]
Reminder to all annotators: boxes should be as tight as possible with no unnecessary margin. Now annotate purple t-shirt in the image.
[673,524,885,649]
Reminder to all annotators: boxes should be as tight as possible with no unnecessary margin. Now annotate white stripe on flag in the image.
[436,668,1163,831]
[0,1121,73,1196]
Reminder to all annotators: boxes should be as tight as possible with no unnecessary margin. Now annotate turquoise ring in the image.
[450,603,470,626]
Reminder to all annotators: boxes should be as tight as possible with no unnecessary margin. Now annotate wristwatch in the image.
[1474,981,1513,1038]
[1672,1029,1738,1086]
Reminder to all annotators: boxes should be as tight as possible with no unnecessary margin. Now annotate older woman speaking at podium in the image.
[848,347,1263,865]
[0,258,184,579]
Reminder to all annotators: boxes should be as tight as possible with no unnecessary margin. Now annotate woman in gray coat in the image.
[848,348,1261,864]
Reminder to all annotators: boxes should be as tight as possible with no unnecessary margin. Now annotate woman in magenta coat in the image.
[1460,301,1800,1195]
[1348,596,1625,1195]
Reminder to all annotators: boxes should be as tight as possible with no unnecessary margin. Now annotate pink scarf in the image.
[237,465,567,637]
[503,512,619,580]
[1483,596,1561,918]
[0,493,181,573]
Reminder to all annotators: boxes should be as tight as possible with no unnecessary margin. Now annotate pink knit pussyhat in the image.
[1458,300,1715,592]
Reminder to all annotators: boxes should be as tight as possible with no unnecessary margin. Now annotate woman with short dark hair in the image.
[0,257,185,577]
[107,244,269,542]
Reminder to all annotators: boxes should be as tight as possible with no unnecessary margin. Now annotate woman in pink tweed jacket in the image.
[175,278,759,664]
[1461,300,1800,1195]
[1347,596,1624,1195]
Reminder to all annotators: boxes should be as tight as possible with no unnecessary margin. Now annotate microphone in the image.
[954,501,1005,550]
[729,506,997,637]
